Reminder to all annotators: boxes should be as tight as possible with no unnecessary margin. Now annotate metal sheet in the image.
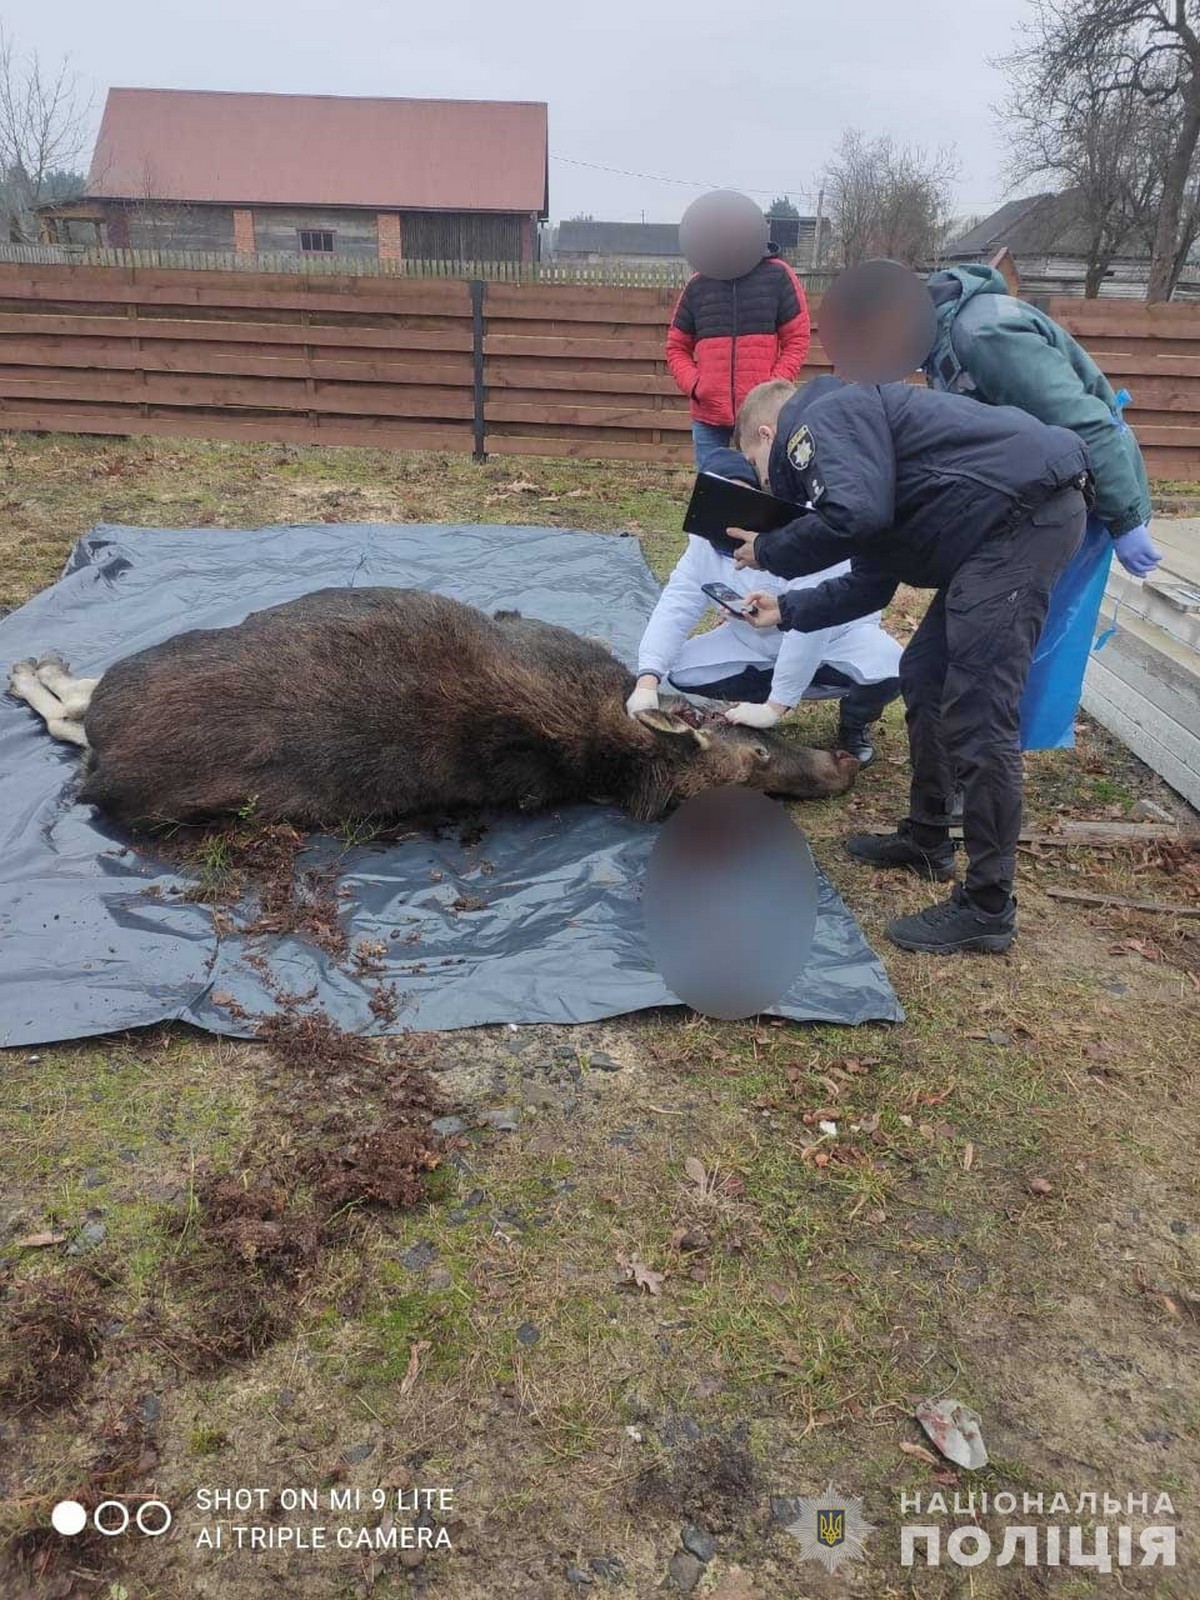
[0,523,903,1046]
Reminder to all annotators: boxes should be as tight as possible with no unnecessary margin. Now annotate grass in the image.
[0,432,1197,1600]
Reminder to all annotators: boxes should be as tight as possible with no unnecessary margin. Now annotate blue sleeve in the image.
[778,565,898,631]
[755,513,859,578]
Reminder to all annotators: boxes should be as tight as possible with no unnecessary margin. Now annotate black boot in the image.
[845,819,957,881]
[835,718,876,768]
[887,885,1016,954]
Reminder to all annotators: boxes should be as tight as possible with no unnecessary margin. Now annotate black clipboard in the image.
[683,472,802,555]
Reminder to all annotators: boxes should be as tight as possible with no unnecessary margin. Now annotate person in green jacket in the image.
[922,262,1159,576]
[813,257,1164,894]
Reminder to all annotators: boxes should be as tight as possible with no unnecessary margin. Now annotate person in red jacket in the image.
[667,196,811,467]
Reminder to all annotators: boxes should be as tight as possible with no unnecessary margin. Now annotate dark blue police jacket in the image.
[752,377,1090,633]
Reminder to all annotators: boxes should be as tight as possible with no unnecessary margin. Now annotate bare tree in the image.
[825,130,958,268]
[999,0,1200,302]
[0,25,90,242]
[999,25,1155,294]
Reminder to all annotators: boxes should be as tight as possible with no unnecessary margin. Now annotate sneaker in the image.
[845,819,956,881]
[835,721,876,768]
[887,886,1016,954]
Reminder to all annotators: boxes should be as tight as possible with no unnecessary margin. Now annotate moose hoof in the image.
[7,658,39,697]
[34,650,71,679]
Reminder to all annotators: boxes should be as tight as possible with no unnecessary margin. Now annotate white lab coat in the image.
[636,536,901,707]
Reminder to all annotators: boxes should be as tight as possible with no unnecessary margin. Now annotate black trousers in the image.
[671,663,901,725]
[900,487,1087,898]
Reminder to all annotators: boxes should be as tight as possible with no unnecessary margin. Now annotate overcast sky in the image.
[8,0,1039,224]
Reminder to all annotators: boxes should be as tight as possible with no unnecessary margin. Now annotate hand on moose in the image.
[724,699,788,729]
[726,529,762,570]
[626,676,660,717]
[1113,524,1162,577]
[742,593,781,629]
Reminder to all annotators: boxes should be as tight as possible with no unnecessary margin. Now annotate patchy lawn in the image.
[0,432,1197,1600]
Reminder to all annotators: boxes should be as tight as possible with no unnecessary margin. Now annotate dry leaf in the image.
[684,1156,709,1195]
[899,1440,940,1465]
[618,1255,664,1296]
[399,1339,431,1397]
[962,1142,975,1171]
[1028,1176,1054,1196]
[15,1230,67,1249]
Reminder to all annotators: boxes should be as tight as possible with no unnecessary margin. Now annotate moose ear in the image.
[636,708,711,751]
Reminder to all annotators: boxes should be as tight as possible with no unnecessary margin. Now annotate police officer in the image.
[728,375,1090,955]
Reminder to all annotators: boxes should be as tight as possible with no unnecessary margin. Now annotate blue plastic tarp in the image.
[0,523,903,1046]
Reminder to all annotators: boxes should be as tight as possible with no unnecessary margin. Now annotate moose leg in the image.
[7,658,90,747]
[33,654,99,720]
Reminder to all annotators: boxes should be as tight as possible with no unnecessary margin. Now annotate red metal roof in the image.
[88,88,548,214]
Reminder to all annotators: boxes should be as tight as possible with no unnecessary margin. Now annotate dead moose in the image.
[8,588,858,829]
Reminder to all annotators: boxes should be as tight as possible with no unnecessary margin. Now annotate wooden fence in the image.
[0,262,1196,477]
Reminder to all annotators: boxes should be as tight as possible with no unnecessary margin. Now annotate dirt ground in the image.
[0,433,1197,1600]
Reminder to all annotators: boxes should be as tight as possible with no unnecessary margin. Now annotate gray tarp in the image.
[0,523,903,1046]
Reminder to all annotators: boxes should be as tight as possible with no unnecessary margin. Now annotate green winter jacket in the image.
[924,265,1152,537]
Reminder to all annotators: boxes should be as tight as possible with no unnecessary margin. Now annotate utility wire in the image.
[551,154,817,204]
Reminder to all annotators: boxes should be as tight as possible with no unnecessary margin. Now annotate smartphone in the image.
[701,581,756,618]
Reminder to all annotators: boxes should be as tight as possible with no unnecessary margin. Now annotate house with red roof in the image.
[42,87,549,264]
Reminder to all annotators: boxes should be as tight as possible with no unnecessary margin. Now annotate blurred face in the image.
[819,259,937,383]
[679,190,769,280]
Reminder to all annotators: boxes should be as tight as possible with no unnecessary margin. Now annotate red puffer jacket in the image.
[666,254,811,427]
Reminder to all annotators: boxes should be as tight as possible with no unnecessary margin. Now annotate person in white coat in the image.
[625,530,902,765]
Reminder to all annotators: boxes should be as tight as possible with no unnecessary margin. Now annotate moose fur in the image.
[8,588,858,830]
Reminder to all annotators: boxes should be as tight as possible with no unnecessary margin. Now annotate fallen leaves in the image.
[899,1440,940,1465]
[680,1155,745,1203]
[399,1339,431,1398]
[1112,936,1166,963]
[962,1142,975,1171]
[617,1254,664,1297]
[14,1230,67,1249]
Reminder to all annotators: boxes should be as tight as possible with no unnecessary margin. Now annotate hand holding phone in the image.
[701,581,757,618]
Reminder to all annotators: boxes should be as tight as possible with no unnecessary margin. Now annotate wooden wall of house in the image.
[251,208,379,258]
[121,205,236,252]
[400,211,524,263]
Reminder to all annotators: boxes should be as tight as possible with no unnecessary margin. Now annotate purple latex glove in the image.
[1113,524,1162,577]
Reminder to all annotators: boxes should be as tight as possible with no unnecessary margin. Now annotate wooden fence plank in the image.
[1049,299,1200,337]
[0,341,475,386]
[485,361,682,396]
[487,398,692,431]
[0,310,474,351]
[0,274,471,319]
[484,333,666,361]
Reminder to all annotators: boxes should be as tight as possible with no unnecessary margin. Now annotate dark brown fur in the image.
[78,588,858,829]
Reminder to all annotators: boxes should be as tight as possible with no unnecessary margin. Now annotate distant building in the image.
[554,214,830,270]
[554,220,684,266]
[944,190,1199,299]
[40,88,549,264]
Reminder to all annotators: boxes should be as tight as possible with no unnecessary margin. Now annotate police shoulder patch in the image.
[787,425,815,471]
